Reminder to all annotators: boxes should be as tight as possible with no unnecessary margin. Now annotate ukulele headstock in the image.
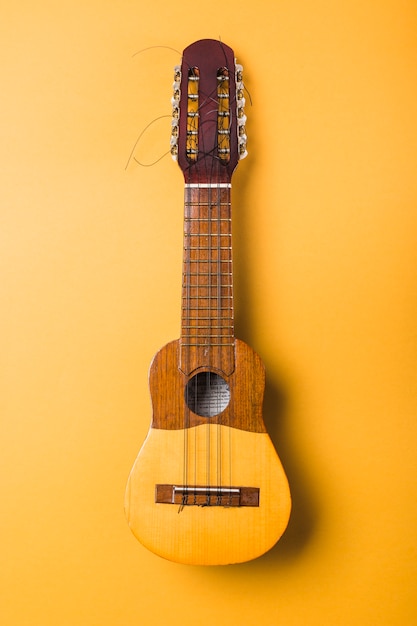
[170,39,247,184]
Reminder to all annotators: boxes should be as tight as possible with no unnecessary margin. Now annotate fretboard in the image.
[180,184,235,375]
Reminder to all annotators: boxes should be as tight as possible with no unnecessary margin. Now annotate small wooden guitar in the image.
[125,39,291,565]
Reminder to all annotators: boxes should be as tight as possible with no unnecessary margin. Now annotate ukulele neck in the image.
[180,182,235,376]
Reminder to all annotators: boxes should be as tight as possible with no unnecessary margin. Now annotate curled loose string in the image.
[126,45,181,169]
[132,44,181,59]
[125,115,172,169]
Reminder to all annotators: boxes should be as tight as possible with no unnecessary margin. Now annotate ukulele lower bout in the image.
[125,424,291,565]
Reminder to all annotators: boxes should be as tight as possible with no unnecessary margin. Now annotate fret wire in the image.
[181,306,233,310]
[183,272,232,276]
[182,325,233,329]
[182,318,233,322]
[184,202,231,207]
[185,217,231,221]
[180,343,235,347]
[185,183,231,188]
[185,259,232,263]
[182,288,233,291]
[185,246,232,250]
[185,231,231,237]
[182,330,235,334]
[182,281,233,285]
[182,335,234,338]
[182,316,233,320]
[182,334,234,338]
[182,330,234,333]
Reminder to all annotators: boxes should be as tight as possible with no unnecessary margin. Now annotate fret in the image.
[184,202,231,207]
[181,324,233,329]
[183,280,232,286]
[184,233,232,237]
[182,292,233,301]
[182,278,232,284]
[182,337,234,341]
[184,217,232,222]
[180,343,235,347]
[184,213,231,221]
[185,246,232,250]
[185,256,232,263]
[182,306,233,311]
[184,259,232,264]
[183,277,233,284]
[184,235,232,243]
[182,293,233,297]
[185,212,231,221]
[182,337,233,341]
[183,272,232,276]
[182,317,233,321]
[181,325,233,329]
[182,334,234,338]
[183,289,233,294]
[182,331,234,334]
[184,217,231,221]
[183,287,233,291]
[185,258,232,265]
[182,300,233,305]
[182,290,233,294]
[184,232,231,238]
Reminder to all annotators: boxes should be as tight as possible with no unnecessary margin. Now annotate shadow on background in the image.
[260,372,319,565]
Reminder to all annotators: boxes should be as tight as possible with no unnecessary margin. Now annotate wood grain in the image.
[126,336,292,565]
[149,338,267,433]
[125,425,291,565]
[180,185,235,375]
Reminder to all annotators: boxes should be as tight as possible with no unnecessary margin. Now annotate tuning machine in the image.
[235,64,247,160]
[171,66,181,160]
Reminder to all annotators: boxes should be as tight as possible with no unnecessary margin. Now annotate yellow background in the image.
[1,1,416,624]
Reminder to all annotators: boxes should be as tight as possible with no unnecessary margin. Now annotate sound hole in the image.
[185,372,230,417]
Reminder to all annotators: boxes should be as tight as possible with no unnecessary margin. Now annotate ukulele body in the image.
[125,338,291,565]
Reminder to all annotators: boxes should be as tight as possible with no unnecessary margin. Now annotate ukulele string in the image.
[216,179,222,496]
[206,179,212,502]
[203,120,214,502]
[194,179,201,501]
[181,184,191,511]
[226,183,233,497]
[210,142,223,502]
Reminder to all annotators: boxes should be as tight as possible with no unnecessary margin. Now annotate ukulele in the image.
[125,39,291,565]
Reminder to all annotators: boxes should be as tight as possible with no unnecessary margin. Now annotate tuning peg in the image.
[235,64,247,160]
[171,66,181,161]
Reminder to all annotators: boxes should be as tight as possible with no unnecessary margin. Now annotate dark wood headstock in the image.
[170,39,247,184]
